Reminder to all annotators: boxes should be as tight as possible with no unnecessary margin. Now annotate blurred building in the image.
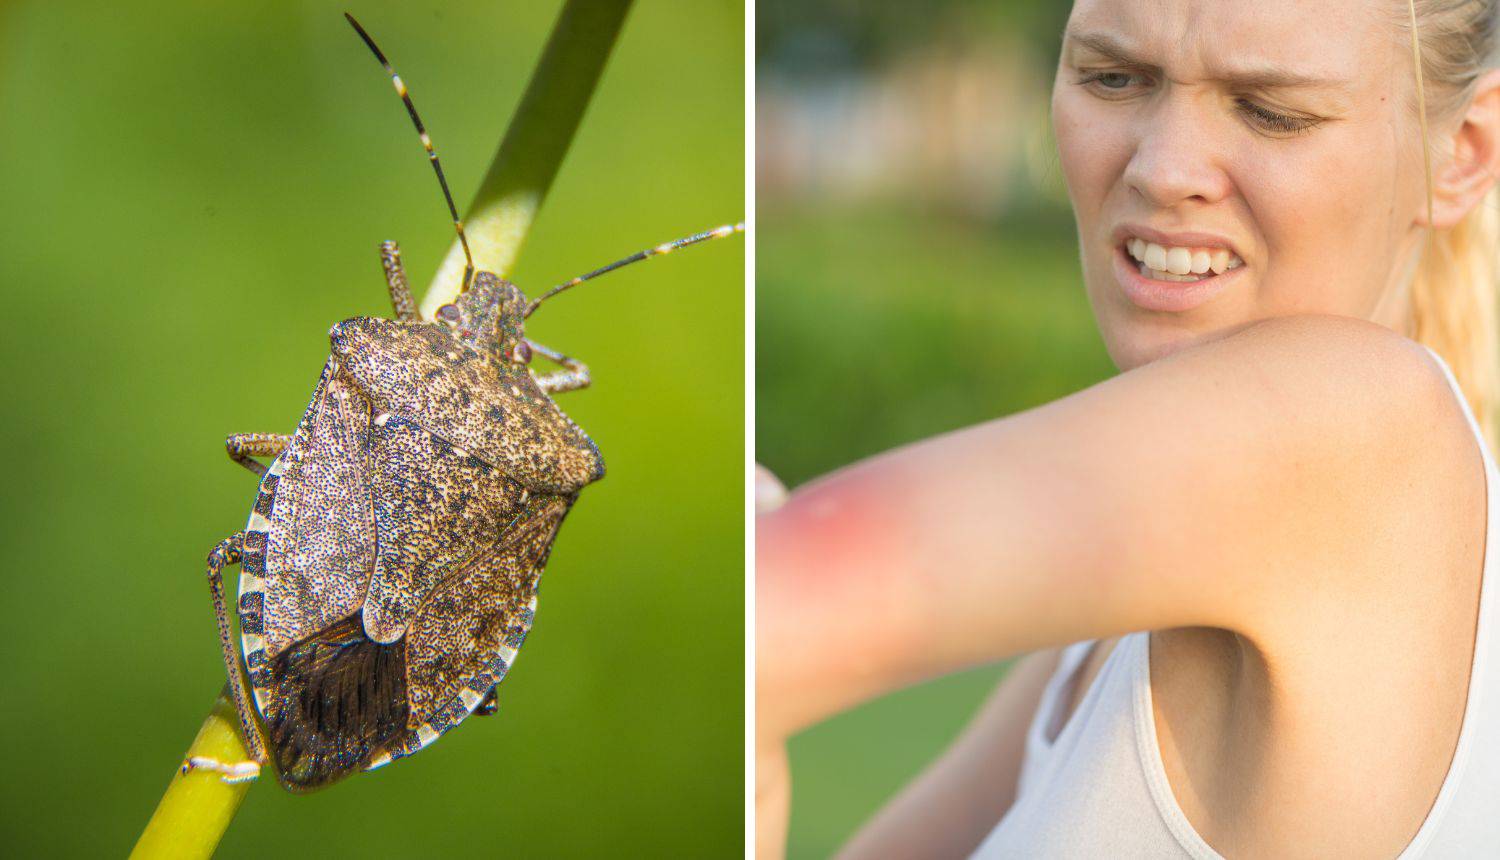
[758,26,1067,218]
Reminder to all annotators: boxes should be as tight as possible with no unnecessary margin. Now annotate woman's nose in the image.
[1121,95,1234,209]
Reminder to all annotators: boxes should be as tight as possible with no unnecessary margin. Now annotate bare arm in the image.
[837,648,1063,860]
[757,314,1441,743]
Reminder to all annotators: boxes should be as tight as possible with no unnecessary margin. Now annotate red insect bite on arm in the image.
[757,466,935,738]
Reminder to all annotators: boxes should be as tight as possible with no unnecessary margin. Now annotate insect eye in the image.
[436,304,461,324]
[513,341,532,364]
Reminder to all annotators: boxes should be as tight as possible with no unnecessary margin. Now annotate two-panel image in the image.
[2,0,1499,857]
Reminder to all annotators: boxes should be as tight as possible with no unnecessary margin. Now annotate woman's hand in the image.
[756,463,789,514]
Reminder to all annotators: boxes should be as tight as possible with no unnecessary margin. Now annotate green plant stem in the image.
[132,2,633,853]
[419,0,635,318]
[131,687,252,859]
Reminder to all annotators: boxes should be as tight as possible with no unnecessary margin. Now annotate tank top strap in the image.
[1418,343,1495,467]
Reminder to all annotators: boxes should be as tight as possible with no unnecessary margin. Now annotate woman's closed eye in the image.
[1072,69,1323,136]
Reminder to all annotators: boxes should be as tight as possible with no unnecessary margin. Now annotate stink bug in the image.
[183,15,743,791]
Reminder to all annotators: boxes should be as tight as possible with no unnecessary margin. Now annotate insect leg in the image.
[526,340,591,394]
[182,532,270,784]
[224,433,291,477]
[474,686,498,717]
[379,240,420,321]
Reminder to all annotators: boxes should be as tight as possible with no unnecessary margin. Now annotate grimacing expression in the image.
[1053,0,1433,369]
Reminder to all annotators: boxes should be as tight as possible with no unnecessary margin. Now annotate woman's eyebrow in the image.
[1066,30,1352,93]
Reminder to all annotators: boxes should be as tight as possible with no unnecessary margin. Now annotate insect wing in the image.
[241,356,375,688]
[330,317,604,494]
[262,611,407,792]
[369,494,573,767]
[359,412,530,643]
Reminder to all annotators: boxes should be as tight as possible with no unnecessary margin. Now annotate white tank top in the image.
[971,344,1500,858]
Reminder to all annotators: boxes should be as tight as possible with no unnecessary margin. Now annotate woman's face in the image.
[1053,0,1429,369]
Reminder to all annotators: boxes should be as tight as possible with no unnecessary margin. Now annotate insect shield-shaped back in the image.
[237,271,604,791]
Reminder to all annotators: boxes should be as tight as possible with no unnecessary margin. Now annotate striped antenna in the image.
[345,13,475,292]
[524,222,745,318]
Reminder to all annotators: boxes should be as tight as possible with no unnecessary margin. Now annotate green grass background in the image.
[0,1,743,856]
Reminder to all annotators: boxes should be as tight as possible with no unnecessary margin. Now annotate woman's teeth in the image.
[1127,238,1243,282]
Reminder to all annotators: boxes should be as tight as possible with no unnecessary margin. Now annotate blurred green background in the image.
[0,1,742,856]
[756,2,1120,857]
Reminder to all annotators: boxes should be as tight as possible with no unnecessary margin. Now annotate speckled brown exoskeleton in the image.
[181,15,743,792]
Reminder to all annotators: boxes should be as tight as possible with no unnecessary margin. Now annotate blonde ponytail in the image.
[1409,188,1500,449]
[1403,0,1500,450]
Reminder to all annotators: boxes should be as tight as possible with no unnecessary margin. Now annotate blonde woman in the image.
[757,0,1500,856]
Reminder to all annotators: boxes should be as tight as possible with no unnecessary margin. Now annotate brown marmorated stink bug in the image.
[181,15,743,792]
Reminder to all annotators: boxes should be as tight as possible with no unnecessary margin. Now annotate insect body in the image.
[184,15,742,791]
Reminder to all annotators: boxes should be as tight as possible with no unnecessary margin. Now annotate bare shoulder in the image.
[1136,312,1458,514]
[1168,313,1447,432]
[1162,314,1465,613]
[1040,313,1465,639]
[1233,312,1444,380]
[1202,313,1470,559]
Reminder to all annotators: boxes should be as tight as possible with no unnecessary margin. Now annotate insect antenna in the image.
[524,222,745,318]
[345,12,475,293]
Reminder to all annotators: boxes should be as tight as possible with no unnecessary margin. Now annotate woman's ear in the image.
[1426,68,1500,229]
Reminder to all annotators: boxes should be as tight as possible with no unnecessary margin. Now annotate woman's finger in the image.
[755,463,789,514]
